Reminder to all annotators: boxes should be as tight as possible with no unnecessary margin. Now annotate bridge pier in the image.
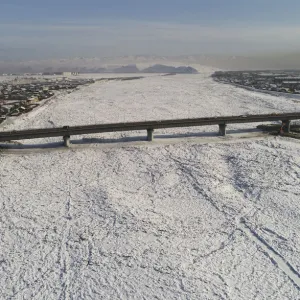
[63,126,71,147]
[219,124,227,136]
[147,129,154,141]
[281,120,291,133]
[63,135,71,147]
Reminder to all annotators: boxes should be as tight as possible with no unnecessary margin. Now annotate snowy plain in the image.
[1,72,300,299]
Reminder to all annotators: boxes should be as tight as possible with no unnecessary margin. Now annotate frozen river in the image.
[1,73,300,299]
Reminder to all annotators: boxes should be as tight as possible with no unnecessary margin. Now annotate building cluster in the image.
[2,72,79,76]
[212,71,300,94]
[0,77,94,124]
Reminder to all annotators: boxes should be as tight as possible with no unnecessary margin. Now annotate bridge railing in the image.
[0,112,299,146]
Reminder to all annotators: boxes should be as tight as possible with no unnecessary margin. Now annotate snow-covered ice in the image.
[1,73,300,299]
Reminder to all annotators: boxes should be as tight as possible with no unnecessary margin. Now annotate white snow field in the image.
[1,73,300,299]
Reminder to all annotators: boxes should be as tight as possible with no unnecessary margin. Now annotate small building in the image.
[63,72,72,77]
[63,72,79,77]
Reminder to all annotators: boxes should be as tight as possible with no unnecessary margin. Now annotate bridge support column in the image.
[63,126,71,147]
[147,129,154,141]
[219,124,227,136]
[63,135,71,147]
[281,120,291,133]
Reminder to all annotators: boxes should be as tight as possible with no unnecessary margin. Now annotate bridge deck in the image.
[0,112,299,143]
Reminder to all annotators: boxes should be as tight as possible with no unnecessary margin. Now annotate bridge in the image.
[0,112,299,147]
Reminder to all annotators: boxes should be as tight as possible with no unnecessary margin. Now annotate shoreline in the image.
[214,78,300,100]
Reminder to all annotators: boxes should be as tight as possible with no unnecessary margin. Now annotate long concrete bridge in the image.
[0,112,299,146]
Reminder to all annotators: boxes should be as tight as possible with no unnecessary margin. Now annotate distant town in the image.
[0,75,144,124]
[0,77,95,124]
[212,70,300,95]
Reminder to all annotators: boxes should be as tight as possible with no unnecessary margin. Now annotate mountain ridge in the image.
[2,53,300,73]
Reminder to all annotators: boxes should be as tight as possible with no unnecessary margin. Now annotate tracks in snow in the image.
[168,145,300,290]
[58,155,73,300]
[238,218,300,289]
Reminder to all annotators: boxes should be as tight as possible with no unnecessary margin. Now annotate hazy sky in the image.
[1,0,300,60]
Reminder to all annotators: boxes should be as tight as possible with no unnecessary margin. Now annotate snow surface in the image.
[0,76,11,83]
[1,73,300,299]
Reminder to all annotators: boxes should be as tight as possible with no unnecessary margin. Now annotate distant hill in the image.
[113,65,140,73]
[175,66,199,74]
[112,64,198,74]
[76,67,108,73]
[2,53,300,74]
[0,61,199,74]
[142,64,198,74]
[94,67,108,73]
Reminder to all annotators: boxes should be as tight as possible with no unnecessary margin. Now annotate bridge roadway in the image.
[0,112,299,146]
